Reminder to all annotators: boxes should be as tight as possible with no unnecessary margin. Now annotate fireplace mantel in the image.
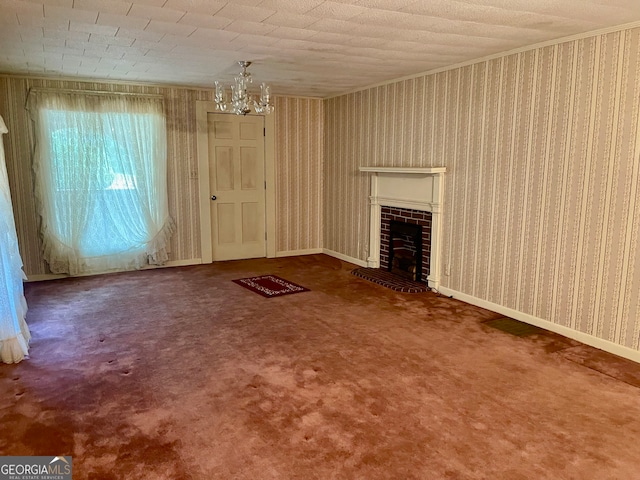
[360,166,446,290]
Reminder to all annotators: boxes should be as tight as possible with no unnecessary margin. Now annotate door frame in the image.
[196,101,276,263]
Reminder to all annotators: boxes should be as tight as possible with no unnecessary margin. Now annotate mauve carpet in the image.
[1,254,640,479]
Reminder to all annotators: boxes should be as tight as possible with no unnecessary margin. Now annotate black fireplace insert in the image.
[388,220,422,281]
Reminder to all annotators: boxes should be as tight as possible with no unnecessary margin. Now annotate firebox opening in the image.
[379,206,432,285]
[388,220,422,282]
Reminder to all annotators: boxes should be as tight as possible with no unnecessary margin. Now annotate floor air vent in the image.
[484,317,544,337]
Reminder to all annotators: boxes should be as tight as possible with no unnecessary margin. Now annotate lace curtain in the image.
[0,115,30,364]
[27,89,174,275]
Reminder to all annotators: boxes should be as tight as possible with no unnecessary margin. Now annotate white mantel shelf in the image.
[360,165,446,290]
[359,166,446,174]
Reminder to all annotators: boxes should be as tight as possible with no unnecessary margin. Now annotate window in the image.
[27,89,174,275]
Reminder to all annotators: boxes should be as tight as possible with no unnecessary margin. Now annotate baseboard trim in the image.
[26,273,67,282]
[26,258,203,282]
[438,286,640,364]
[144,258,203,269]
[322,249,368,267]
[275,248,323,258]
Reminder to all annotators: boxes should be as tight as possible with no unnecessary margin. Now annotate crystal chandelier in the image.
[214,61,273,116]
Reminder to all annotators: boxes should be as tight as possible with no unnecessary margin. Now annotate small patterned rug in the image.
[232,275,310,298]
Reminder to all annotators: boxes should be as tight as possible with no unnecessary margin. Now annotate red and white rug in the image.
[232,275,310,298]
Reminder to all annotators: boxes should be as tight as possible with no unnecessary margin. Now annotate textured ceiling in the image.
[1,0,640,97]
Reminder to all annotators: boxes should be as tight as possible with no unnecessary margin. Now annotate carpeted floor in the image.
[2,254,640,479]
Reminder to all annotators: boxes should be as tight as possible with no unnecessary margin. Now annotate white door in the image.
[207,113,266,261]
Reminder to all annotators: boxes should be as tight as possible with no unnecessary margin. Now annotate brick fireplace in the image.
[359,166,446,290]
[380,207,432,283]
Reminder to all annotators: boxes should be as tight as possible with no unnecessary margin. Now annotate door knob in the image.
[211,195,217,201]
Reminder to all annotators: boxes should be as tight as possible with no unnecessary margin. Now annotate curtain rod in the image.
[27,87,164,99]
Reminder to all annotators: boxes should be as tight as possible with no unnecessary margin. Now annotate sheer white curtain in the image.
[0,114,30,364]
[27,89,174,275]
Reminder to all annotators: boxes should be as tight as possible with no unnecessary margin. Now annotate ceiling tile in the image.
[133,39,175,51]
[65,39,106,54]
[228,32,280,47]
[0,25,21,38]
[18,38,46,50]
[127,4,186,22]
[44,5,98,23]
[308,18,357,35]
[163,0,225,15]
[178,13,232,29]
[99,48,126,59]
[265,26,318,40]
[22,0,72,6]
[111,65,132,73]
[0,13,19,25]
[270,38,314,51]
[106,43,146,56]
[18,25,44,39]
[77,56,99,66]
[17,14,69,28]
[224,20,277,35]
[73,0,131,15]
[263,11,318,28]
[61,54,84,66]
[120,51,148,62]
[352,0,416,9]
[0,54,29,65]
[69,21,118,36]
[131,0,167,6]
[44,28,89,41]
[0,0,44,15]
[184,28,239,43]
[97,12,149,30]
[44,52,64,62]
[214,3,275,22]
[97,57,122,68]
[307,1,368,20]
[144,19,196,36]
[116,27,163,42]
[258,0,324,14]
[307,31,388,47]
[41,37,64,48]
[88,33,135,46]
[232,0,266,6]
